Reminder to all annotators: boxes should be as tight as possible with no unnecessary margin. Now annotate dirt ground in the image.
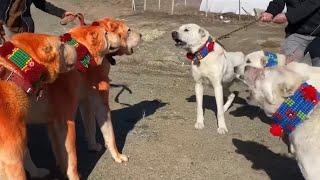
[27,0,304,179]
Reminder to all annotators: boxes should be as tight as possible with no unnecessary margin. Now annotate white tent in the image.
[200,0,272,16]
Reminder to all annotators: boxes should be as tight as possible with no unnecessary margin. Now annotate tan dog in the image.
[77,17,142,161]
[0,33,77,180]
[23,25,116,179]
[24,17,140,179]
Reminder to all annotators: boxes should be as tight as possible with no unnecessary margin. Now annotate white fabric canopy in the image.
[200,0,272,16]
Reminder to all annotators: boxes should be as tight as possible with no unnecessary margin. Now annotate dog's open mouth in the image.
[174,39,187,47]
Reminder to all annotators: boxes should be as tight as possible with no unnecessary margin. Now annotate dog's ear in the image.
[199,28,206,38]
[278,83,295,98]
[278,77,305,98]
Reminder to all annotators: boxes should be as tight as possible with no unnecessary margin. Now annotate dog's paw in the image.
[217,127,228,134]
[88,143,103,152]
[194,122,205,129]
[114,154,129,163]
[30,168,50,178]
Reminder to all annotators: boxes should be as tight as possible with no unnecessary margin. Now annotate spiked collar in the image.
[270,82,320,137]
[186,37,214,63]
[0,41,48,94]
[60,33,96,72]
[264,51,278,67]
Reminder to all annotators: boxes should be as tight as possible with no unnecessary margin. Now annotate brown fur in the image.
[0,33,76,180]
[25,25,114,180]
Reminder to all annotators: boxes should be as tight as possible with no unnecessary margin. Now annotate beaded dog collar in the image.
[186,37,215,63]
[60,33,96,72]
[264,51,278,67]
[0,41,48,94]
[270,83,320,137]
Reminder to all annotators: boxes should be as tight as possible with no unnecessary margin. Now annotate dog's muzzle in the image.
[172,31,186,47]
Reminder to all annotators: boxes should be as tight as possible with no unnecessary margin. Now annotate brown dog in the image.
[23,25,117,179]
[0,33,78,180]
[77,17,141,162]
[24,18,140,179]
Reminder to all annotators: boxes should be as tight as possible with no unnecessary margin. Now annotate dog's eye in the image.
[246,59,251,63]
[128,28,131,32]
[184,29,189,32]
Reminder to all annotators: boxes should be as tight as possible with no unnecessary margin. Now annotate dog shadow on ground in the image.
[112,99,168,151]
[232,138,304,180]
[229,104,272,125]
[186,91,247,117]
[27,99,167,180]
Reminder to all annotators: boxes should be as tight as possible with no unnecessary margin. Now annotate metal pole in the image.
[132,0,136,12]
[238,0,241,21]
[159,0,161,10]
[144,0,147,11]
[171,0,174,15]
[205,0,208,17]
[185,0,187,7]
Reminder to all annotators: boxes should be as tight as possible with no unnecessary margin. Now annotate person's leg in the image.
[304,37,320,67]
[281,33,315,63]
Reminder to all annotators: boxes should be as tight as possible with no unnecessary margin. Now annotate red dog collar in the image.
[186,37,215,62]
[0,41,48,94]
[60,33,96,72]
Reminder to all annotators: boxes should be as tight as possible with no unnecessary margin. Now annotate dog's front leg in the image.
[212,81,228,134]
[79,96,102,152]
[93,89,128,163]
[195,82,205,129]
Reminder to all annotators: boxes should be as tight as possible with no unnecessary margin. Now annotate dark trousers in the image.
[305,37,320,67]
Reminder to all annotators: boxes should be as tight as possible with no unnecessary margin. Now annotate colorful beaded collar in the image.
[0,41,48,94]
[264,51,278,68]
[60,33,96,72]
[186,37,215,63]
[270,83,320,137]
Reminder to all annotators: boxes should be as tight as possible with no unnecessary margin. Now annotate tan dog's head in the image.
[244,66,307,117]
[172,24,210,53]
[68,25,120,65]
[95,17,142,55]
[10,33,77,82]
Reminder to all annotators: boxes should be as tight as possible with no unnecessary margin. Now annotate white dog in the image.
[172,24,245,134]
[244,63,320,180]
[235,50,286,80]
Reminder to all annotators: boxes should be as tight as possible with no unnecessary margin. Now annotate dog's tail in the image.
[111,83,133,107]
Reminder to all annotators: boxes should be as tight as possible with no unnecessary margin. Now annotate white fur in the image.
[236,50,286,79]
[173,24,245,133]
[244,62,320,180]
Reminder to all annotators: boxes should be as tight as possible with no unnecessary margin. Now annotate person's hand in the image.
[60,12,77,25]
[272,13,287,24]
[260,12,273,22]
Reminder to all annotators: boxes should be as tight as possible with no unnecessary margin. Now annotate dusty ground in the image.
[27,0,303,179]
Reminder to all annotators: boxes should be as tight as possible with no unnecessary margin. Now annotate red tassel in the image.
[91,22,100,26]
[207,42,214,52]
[270,124,283,137]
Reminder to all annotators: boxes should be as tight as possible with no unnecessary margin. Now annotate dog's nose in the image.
[172,31,178,39]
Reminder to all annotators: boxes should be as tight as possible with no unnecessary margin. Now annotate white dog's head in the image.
[236,51,286,80]
[244,66,307,117]
[172,24,210,53]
